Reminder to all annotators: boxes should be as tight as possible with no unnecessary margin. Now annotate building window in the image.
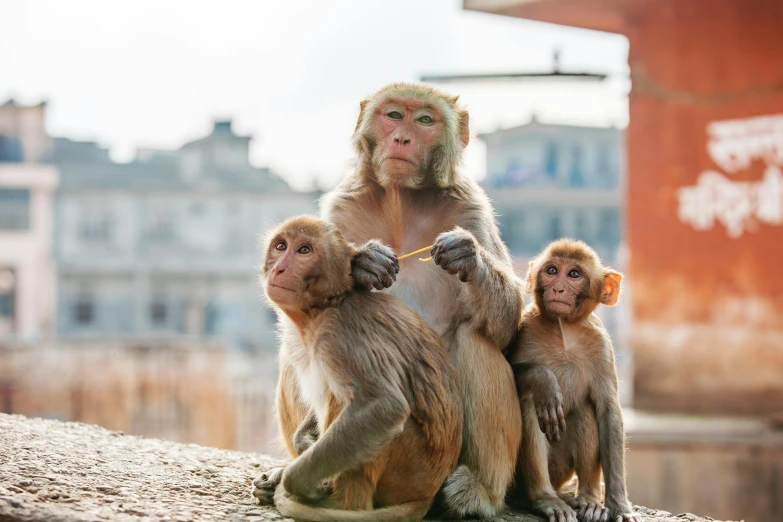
[78,210,113,242]
[547,214,562,243]
[0,268,15,321]
[146,212,175,242]
[150,298,167,325]
[544,142,559,181]
[0,189,31,230]
[74,294,95,325]
[0,136,24,162]
[597,209,620,248]
[595,144,615,187]
[568,146,585,187]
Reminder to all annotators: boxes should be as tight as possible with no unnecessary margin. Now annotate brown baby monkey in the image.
[509,239,639,522]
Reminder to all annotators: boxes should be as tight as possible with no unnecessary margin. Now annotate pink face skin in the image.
[538,259,587,318]
[372,96,444,184]
[264,233,317,310]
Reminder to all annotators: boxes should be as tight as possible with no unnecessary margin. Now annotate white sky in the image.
[0,0,630,190]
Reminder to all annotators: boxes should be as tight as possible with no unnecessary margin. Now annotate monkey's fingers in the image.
[557,404,567,433]
[549,407,561,441]
[539,408,553,439]
[584,503,598,522]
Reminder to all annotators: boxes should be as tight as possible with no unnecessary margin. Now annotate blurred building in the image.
[481,119,623,261]
[480,120,631,403]
[0,99,51,163]
[52,120,317,351]
[0,100,59,342]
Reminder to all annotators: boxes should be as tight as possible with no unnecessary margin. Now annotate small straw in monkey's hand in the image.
[398,245,433,262]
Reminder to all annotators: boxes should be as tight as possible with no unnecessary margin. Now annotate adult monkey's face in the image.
[370,96,445,186]
[352,83,471,189]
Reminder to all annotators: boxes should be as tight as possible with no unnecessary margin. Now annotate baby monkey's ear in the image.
[601,271,623,307]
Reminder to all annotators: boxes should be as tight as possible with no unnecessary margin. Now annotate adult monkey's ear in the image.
[354,100,368,133]
[458,108,470,147]
[601,271,623,306]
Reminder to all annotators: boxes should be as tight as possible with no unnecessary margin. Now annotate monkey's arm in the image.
[593,377,638,522]
[432,226,523,348]
[293,410,319,455]
[514,363,566,442]
[281,393,410,502]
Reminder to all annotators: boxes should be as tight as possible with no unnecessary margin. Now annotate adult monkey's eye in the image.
[275,241,286,251]
[387,111,403,120]
[546,266,557,275]
[568,269,581,278]
[297,245,312,255]
[418,115,433,124]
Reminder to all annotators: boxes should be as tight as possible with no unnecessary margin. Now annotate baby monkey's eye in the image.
[275,241,286,251]
[297,245,312,255]
[568,269,581,278]
[417,115,433,124]
[546,266,557,275]
[387,111,403,120]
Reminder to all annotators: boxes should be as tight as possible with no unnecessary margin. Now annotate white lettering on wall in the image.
[677,114,783,237]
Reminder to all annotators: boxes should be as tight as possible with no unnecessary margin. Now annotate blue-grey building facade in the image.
[481,119,624,262]
[53,121,318,351]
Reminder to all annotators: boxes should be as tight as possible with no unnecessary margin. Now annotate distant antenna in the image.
[420,48,607,83]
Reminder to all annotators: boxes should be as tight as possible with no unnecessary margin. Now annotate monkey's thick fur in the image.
[261,216,463,522]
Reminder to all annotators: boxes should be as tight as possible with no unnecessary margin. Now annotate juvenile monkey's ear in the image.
[601,271,623,306]
[458,109,470,147]
[354,100,369,133]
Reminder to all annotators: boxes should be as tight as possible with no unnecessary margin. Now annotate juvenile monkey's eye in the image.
[545,266,557,275]
[568,269,581,278]
[297,245,312,255]
[417,115,433,124]
[387,111,403,120]
[275,241,286,251]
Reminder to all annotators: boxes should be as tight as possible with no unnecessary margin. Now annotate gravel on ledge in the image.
[0,414,732,522]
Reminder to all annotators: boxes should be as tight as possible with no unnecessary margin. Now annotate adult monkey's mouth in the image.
[269,283,296,293]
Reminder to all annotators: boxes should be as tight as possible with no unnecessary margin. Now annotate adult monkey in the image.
[325,82,523,518]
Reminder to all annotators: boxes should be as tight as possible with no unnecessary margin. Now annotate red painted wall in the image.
[625,0,783,413]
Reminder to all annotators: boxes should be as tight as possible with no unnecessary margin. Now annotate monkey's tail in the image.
[274,487,431,522]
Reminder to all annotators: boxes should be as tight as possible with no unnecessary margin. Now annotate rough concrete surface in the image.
[0,414,732,522]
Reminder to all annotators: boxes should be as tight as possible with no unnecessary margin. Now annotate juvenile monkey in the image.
[255,216,463,522]
[509,239,639,522]
[316,82,524,518]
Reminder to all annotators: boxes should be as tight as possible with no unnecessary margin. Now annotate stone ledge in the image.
[0,414,731,522]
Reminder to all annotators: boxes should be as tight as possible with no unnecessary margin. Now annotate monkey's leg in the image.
[329,469,375,510]
[567,407,608,522]
[253,362,310,505]
[441,326,522,519]
[514,397,577,522]
[277,359,309,457]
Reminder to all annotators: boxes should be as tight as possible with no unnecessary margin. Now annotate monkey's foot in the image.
[607,507,641,522]
[534,495,578,522]
[441,465,499,519]
[568,496,608,522]
[251,467,284,505]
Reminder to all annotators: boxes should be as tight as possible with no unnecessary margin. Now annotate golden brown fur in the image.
[509,239,638,522]
[255,216,463,522]
[308,82,523,519]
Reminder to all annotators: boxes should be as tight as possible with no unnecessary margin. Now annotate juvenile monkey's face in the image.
[371,96,444,186]
[263,232,320,310]
[537,258,589,318]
